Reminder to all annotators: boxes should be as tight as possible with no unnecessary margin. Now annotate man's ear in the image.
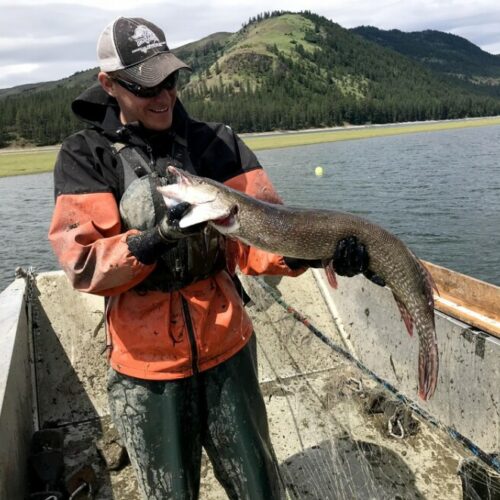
[98,72,114,96]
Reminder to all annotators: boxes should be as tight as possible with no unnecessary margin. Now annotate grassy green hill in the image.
[182,11,500,130]
[1,11,500,147]
[173,32,232,73]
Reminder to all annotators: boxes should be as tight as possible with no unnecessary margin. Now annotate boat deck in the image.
[28,270,485,499]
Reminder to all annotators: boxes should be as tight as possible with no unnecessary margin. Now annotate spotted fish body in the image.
[159,166,439,401]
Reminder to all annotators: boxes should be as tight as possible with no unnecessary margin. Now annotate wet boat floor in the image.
[60,338,470,499]
[33,273,494,499]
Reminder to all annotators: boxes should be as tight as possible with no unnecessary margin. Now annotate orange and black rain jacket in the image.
[49,84,302,380]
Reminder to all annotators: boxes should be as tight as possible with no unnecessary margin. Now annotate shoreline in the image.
[1,115,500,178]
[243,115,500,151]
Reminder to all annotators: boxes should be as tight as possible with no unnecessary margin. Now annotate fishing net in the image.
[28,270,500,499]
[231,272,500,500]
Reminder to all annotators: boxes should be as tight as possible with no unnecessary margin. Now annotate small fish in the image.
[159,166,439,401]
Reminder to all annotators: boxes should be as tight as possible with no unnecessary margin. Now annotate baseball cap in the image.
[97,17,190,86]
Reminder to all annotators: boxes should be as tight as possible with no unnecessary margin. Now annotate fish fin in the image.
[418,339,439,401]
[419,260,440,297]
[325,261,338,289]
[417,261,438,330]
[393,293,414,337]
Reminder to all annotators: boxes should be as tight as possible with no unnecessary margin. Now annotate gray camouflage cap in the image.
[97,17,190,86]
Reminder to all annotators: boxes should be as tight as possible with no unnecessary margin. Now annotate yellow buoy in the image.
[315,166,324,177]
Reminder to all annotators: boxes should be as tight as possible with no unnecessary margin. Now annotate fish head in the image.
[157,166,240,234]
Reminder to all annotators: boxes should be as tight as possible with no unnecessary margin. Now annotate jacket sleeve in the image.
[48,133,155,295]
[224,168,304,277]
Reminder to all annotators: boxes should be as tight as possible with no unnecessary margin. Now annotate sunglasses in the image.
[111,71,179,98]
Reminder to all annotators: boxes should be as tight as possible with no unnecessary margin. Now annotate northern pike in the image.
[158,166,439,401]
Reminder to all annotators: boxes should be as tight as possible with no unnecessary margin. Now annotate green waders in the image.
[107,336,284,500]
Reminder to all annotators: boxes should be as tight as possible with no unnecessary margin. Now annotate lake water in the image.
[1,124,499,293]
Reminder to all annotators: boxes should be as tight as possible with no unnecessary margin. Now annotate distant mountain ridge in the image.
[1,11,500,147]
[351,26,500,84]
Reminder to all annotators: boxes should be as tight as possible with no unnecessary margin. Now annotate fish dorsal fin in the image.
[418,260,439,308]
[423,262,439,293]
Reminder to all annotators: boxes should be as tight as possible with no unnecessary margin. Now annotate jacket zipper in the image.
[181,296,199,375]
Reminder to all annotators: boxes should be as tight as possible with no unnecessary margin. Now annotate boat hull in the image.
[1,267,499,498]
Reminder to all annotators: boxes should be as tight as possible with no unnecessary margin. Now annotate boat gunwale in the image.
[422,260,500,338]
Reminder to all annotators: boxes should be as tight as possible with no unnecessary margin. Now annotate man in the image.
[49,16,371,499]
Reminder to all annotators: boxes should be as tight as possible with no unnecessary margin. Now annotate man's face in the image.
[100,72,177,131]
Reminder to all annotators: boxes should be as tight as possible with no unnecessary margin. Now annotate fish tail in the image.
[418,338,439,401]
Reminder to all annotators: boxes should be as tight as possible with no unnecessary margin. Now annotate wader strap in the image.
[112,137,187,226]
[149,174,168,226]
[112,133,192,189]
[112,143,154,193]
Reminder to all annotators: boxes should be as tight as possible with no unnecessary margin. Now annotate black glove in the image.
[158,202,206,242]
[284,237,385,287]
[333,236,368,277]
[334,236,385,286]
[284,237,368,274]
[127,203,205,265]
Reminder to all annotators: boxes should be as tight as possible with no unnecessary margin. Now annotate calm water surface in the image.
[1,172,57,290]
[1,125,499,292]
[259,125,500,287]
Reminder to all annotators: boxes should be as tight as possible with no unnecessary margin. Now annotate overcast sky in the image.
[1,0,500,90]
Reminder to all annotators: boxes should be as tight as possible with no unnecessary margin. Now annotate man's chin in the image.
[144,116,173,131]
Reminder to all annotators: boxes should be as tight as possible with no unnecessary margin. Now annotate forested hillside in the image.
[351,26,500,85]
[1,11,500,148]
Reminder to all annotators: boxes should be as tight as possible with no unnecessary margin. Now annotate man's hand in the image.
[158,202,206,242]
[334,236,385,286]
[127,202,206,265]
[284,236,385,287]
[333,236,368,277]
[284,237,368,274]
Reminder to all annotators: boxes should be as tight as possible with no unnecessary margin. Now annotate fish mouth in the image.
[167,165,191,185]
[163,165,240,232]
[211,205,239,232]
[176,200,239,230]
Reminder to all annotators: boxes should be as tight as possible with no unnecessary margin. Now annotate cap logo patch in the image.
[130,25,166,54]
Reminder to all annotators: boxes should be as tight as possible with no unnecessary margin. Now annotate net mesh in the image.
[241,274,500,500]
